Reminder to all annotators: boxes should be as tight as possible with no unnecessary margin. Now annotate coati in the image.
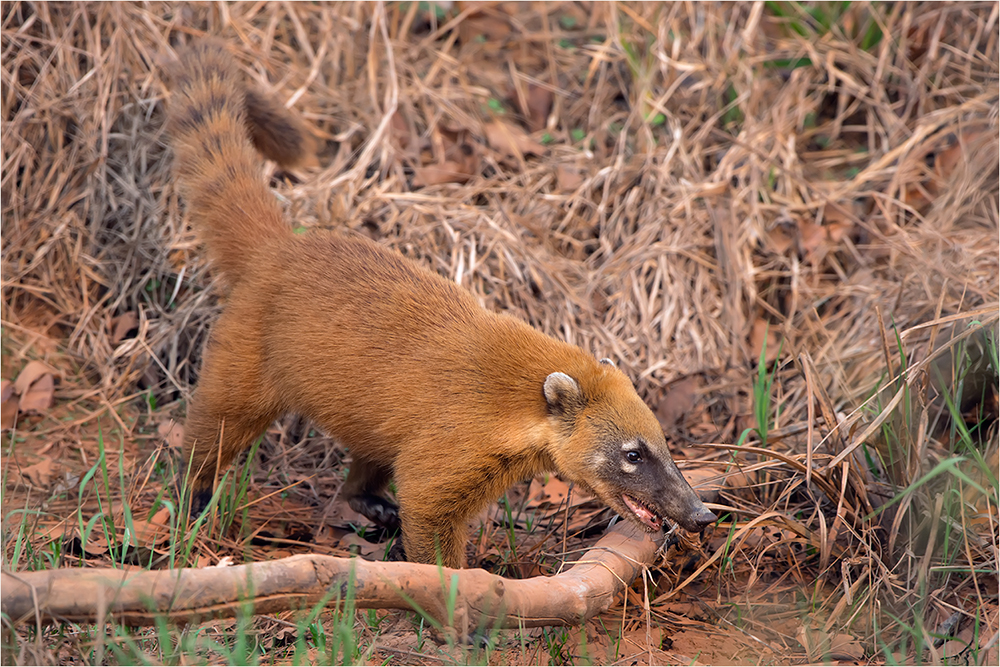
[165,40,717,569]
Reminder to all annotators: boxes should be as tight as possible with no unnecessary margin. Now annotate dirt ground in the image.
[2,2,999,665]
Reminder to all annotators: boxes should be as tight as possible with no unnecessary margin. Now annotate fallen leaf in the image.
[39,524,68,544]
[828,633,864,660]
[940,640,968,662]
[555,164,585,192]
[21,456,55,487]
[527,475,570,508]
[411,129,479,190]
[19,372,54,413]
[797,627,863,661]
[514,562,549,578]
[338,532,384,558]
[749,319,781,364]
[457,13,511,45]
[656,376,700,428]
[798,220,826,260]
[412,161,475,186]
[1,380,18,430]
[525,84,553,132]
[389,110,411,151]
[13,360,56,396]
[483,121,545,159]
[264,625,297,650]
[158,420,184,449]
[723,470,751,489]
[684,467,721,505]
[766,219,797,254]
[989,644,999,667]
[963,448,999,515]
[934,130,988,183]
[905,21,931,60]
[902,183,934,211]
[109,311,139,345]
[657,602,711,622]
[796,626,825,657]
[84,532,109,557]
[132,506,172,545]
[314,525,352,546]
[799,206,853,264]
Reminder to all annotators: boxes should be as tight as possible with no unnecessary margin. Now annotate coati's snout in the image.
[599,436,717,534]
[617,447,719,532]
[544,367,718,534]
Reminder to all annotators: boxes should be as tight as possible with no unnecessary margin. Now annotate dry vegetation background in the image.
[2,1,999,665]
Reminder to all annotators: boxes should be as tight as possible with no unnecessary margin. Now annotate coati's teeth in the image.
[622,493,663,531]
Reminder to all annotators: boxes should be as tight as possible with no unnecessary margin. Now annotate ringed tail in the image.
[165,40,314,288]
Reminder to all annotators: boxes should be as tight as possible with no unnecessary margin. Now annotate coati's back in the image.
[249,230,595,461]
[165,40,716,569]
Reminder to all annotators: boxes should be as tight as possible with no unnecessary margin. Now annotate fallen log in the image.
[2,520,662,636]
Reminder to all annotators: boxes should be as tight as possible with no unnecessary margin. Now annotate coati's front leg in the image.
[394,468,485,569]
[398,498,468,569]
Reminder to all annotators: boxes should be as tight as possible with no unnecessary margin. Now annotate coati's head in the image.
[542,359,717,534]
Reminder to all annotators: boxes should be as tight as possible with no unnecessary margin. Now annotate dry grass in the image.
[2,1,998,665]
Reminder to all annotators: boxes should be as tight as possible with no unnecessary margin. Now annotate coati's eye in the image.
[625,450,642,463]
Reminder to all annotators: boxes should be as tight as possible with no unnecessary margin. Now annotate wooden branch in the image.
[2,521,662,635]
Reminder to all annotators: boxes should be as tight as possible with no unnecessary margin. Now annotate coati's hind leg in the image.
[343,460,400,530]
[184,398,278,514]
[181,316,281,514]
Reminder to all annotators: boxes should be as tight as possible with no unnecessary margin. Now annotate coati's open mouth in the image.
[622,493,663,531]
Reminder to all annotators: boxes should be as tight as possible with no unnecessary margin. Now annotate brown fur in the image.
[244,87,318,169]
[166,41,715,568]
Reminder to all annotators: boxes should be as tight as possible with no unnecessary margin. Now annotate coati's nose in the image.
[691,507,718,528]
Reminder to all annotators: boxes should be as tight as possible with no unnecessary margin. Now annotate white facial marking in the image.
[620,440,640,473]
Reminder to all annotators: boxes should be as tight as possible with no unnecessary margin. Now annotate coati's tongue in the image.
[622,494,662,530]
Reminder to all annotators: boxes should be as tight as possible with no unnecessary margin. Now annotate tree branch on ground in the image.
[1,521,663,637]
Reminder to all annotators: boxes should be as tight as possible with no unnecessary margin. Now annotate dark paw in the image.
[386,539,406,562]
[191,488,213,516]
[348,494,401,530]
[470,629,496,651]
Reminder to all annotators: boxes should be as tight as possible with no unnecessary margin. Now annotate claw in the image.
[386,539,406,562]
[348,493,401,530]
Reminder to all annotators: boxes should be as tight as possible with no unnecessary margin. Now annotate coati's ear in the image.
[544,372,585,415]
[599,358,616,368]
